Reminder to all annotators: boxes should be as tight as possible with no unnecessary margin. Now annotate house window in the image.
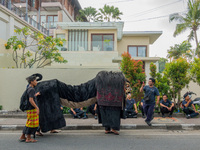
[47,15,58,29]
[41,16,46,27]
[31,0,35,7]
[91,34,114,51]
[128,46,147,57]
[56,34,67,51]
[68,30,88,51]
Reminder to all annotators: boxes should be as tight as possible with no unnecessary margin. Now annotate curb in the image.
[1,124,200,131]
[0,113,185,119]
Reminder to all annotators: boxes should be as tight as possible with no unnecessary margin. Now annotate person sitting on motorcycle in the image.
[160,94,174,118]
[182,92,199,119]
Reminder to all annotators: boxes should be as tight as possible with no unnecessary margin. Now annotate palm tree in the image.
[99,5,122,22]
[167,41,193,61]
[76,7,102,22]
[112,7,123,21]
[99,5,114,22]
[169,0,200,57]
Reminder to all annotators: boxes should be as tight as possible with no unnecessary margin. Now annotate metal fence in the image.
[0,0,49,36]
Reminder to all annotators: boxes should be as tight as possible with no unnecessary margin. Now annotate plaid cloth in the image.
[26,109,39,128]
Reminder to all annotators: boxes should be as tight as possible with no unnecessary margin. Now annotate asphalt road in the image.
[0,130,200,150]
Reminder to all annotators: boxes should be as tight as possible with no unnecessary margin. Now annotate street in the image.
[0,130,200,150]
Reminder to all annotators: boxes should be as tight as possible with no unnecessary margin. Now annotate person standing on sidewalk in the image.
[182,92,199,119]
[140,78,160,126]
[19,75,40,143]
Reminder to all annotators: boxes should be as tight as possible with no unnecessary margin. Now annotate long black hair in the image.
[95,71,126,93]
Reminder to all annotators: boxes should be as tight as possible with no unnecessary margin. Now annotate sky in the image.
[78,0,196,58]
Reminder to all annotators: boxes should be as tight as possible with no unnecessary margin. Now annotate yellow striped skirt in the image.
[26,109,39,128]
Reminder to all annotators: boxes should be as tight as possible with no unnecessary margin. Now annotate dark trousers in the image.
[70,109,84,117]
[125,110,137,118]
[143,103,155,122]
[183,108,199,118]
[160,107,174,115]
[86,105,97,115]
[139,105,145,116]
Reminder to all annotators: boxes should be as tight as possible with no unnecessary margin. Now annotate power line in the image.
[125,10,187,23]
[107,0,136,4]
[126,0,183,18]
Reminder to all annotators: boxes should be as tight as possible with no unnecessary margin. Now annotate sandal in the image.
[36,132,43,136]
[105,130,112,134]
[50,130,59,133]
[25,139,37,143]
[19,138,26,142]
[111,130,119,135]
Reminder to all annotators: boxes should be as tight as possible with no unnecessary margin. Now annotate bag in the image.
[143,88,154,102]
[19,88,34,111]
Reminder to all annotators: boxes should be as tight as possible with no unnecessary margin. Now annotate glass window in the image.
[128,47,137,57]
[92,35,102,51]
[47,16,58,29]
[41,16,46,27]
[91,34,114,51]
[138,47,146,57]
[68,30,88,51]
[128,46,146,57]
[32,0,35,7]
[56,34,66,51]
[103,35,114,51]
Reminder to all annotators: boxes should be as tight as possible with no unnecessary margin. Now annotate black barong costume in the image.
[24,71,125,132]
[96,71,126,131]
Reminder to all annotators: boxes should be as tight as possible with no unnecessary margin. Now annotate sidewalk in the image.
[0,112,200,131]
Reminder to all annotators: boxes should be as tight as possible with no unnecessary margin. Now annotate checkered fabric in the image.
[25,109,39,128]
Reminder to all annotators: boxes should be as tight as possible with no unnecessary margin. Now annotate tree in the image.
[169,0,200,57]
[112,7,123,21]
[191,57,200,85]
[99,5,123,22]
[76,7,102,22]
[158,58,168,73]
[164,58,191,108]
[150,62,170,98]
[167,41,193,61]
[120,52,146,100]
[4,27,67,68]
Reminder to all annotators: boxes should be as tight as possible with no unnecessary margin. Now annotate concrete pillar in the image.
[7,16,14,40]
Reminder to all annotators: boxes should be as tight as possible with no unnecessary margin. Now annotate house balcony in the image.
[12,0,31,11]
[0,0,49,36]
[41,0,62,11]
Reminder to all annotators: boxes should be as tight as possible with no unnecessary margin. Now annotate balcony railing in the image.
[0,0,49,36]
[41,0,62,3]
[41,21,58,29]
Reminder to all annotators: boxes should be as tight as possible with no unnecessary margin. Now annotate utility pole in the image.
[38,0,41,30]
[25,0,28,22]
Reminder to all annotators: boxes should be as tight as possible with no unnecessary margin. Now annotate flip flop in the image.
[25,139,37,143]
[18,138,26,142]
[105,131,112,134]
[36,132,43,136]
[50,130,59,133]
[111,130,119,135]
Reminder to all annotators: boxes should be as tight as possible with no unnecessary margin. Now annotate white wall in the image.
[0,68,119,111]
[51,51,119,68]
[0,20,7,40]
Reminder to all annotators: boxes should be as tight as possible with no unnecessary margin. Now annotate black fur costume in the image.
[26,72,125,132]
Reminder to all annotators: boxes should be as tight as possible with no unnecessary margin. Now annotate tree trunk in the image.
[194,29,199,57]
[178,90,181,111]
